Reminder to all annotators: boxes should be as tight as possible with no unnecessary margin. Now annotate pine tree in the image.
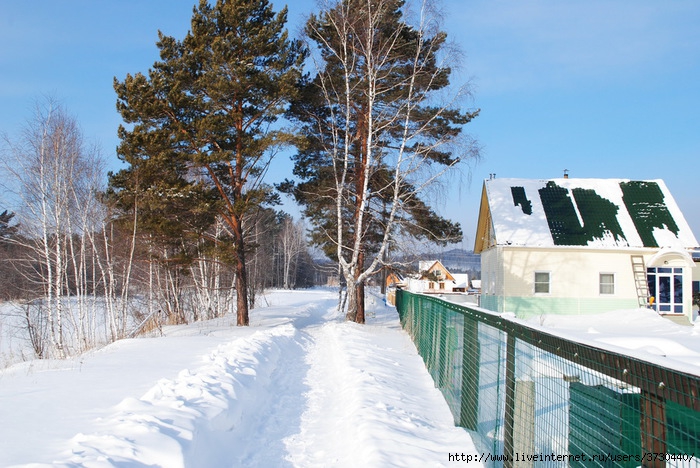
[284,0,478,322]
[111,0,305,325]
[0,210,17,239]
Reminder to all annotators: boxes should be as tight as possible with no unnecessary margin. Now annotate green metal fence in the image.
[395,290,700,467]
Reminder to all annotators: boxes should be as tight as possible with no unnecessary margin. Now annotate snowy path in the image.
[1,290,479,467]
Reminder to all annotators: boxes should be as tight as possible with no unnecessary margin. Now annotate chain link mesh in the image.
[396,289,700,467]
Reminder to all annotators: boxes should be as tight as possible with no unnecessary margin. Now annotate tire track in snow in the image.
[215,297,340,466]
[284,322,361,467]
[222,328,310,467]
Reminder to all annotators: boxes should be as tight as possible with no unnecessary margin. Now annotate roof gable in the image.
[418,260,455,281]
[475,178,698,250]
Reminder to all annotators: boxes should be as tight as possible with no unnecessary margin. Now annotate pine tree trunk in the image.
[355,280,366,324]
[354,248,366,324]
[233,217,249,326]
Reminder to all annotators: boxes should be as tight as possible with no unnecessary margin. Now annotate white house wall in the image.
[502,247,640,299]
[479,246,698,319]
[407,278,425,293]
[479,247,504,312]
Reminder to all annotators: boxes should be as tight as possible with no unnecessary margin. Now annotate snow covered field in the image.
[0,289,480,467]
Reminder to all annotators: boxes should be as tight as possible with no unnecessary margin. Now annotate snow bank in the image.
[43,325,301,467]
[531,307,700,375]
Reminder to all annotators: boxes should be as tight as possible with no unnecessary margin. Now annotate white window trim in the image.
[599,272,615,295]
[534,271,551,295]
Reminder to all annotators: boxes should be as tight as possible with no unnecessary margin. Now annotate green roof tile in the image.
[538,181,626,246]
[510,186,533,215]
[620,181,680,248]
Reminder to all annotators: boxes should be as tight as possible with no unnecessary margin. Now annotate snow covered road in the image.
[1,289,479,467]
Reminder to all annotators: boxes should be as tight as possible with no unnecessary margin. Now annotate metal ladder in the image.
[631,255,650,308]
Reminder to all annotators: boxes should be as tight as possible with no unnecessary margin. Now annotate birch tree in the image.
[1,98,106,357]
[279,216,306,289]
[285,0,478,322]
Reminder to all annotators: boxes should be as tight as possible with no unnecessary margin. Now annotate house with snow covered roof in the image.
[474,177,699,321]
[406,260,469,294]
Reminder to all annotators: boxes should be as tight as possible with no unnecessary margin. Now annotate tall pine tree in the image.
[111,0,305,325]
[283,0,478,322]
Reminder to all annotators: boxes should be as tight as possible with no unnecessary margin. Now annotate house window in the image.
[439,282,445,290]
[534,271,550,294]
[428,282,435,290]
[599,273,615,295]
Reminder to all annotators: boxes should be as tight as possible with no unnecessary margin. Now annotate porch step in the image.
[661,314,693,327]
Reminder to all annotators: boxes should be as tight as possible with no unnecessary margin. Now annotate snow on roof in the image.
[485,178,699,248]
[452,273,469,288]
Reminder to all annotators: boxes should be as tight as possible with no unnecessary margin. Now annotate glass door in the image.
[647,267,684,313]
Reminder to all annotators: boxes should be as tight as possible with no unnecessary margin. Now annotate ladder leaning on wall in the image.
[630,255,650,308]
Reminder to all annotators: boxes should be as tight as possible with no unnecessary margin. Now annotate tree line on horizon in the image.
[0,0,478,360]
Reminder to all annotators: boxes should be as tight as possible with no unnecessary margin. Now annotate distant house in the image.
[385,271,406,289]
[405,260,469,294]
[474,177,699,321]
[384,271,406,306]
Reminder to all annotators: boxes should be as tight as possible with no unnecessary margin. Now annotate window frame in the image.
[534,271,551,294]
[599,272,615,295]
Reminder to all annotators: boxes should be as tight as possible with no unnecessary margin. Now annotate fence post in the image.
[503,333,516,468]
[513,380,536,468]
[436,306,448,388]
[460,315,479,430]
[640,391,666,468]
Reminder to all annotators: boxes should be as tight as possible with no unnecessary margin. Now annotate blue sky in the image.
[1,1,698,246]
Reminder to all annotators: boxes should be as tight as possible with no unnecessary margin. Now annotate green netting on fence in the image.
[395,289,700,467]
